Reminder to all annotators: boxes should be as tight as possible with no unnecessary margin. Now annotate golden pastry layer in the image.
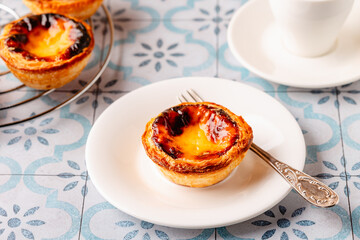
[0,13,94,90]
[23,0,103,20]
[142,102,253,188]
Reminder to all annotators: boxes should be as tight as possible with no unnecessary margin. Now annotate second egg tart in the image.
[23,0,103,20]
[0,13,94,90]
[142,102,253,188]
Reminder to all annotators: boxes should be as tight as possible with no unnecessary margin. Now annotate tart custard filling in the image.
[4,13,91,61]
[151,104,239,160]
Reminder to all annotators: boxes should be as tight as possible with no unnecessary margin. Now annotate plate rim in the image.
[85,77,306,229]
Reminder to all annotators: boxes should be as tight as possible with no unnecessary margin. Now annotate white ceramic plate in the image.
[227,0,360,88]
[86,77,306,229]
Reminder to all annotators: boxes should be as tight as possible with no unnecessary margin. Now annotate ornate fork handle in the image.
[250,143,339,207]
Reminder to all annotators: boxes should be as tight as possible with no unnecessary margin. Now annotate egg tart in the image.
[142,102,253,188]
[0,13,94,90]
[23,0,103,20]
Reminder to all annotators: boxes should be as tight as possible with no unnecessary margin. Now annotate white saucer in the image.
[227,0,360,88]
[85,77,306,229]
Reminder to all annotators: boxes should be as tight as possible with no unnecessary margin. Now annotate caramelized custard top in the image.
[4,13,91,61]
[152,104,239,160]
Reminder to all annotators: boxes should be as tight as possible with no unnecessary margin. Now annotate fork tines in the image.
[178,89,204,103]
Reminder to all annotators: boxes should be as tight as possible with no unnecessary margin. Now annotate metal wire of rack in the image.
[0,4,114,128]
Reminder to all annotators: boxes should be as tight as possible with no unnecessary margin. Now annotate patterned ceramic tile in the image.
[0,88,39,117]
[0,68,24,91]
[276,90,344,177]
[0,91,71,124]
[339,88,360,161]
[99,0,160,42]
[138,0,217,20]
[0,175,84,240]
[341,146,360,199]
[101,0,160,22]
[217,0,249,19]
[0,92,94,175]
[217,178,352,240]
[103,20,216,91]
[339,92,360,200]
[342,146,360,197]
[80,180,216,240]
[93,90,127,120]
[350,176,360,240]
[0,160,18,175]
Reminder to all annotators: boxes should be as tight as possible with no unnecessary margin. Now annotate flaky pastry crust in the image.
[0,13,94,90]
[23,0,103,20]
[142,102,253,188]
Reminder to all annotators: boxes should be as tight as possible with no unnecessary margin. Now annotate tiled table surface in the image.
[1,0,360,239]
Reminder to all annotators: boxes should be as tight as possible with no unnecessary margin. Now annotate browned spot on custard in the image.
[151,104,239,160]
[4,13,91,61]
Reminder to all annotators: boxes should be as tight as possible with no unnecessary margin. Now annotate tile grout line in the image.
[78,174,89,240]
[91,6,109,124]
[78,4,110,238]
[335,86,355,240]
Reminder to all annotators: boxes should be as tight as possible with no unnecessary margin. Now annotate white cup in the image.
[269,0,354,57]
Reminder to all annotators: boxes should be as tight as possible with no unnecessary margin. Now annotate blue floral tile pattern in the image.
[3,115,59,151]
[0,0,360,239]
[275,91,344,176]
[0,204,45,240]
[102,20,216,91]
[217,179,352,240]
[57,160,88,197]
[135,39,185,72]
[0,176,84,239]
[80,180,215,240]
[250,205,314,240]
[116,220,172,240]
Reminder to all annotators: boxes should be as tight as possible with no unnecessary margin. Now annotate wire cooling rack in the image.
[0,4,114,128]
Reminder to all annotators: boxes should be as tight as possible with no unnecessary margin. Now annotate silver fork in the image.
[179,89,339,208]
